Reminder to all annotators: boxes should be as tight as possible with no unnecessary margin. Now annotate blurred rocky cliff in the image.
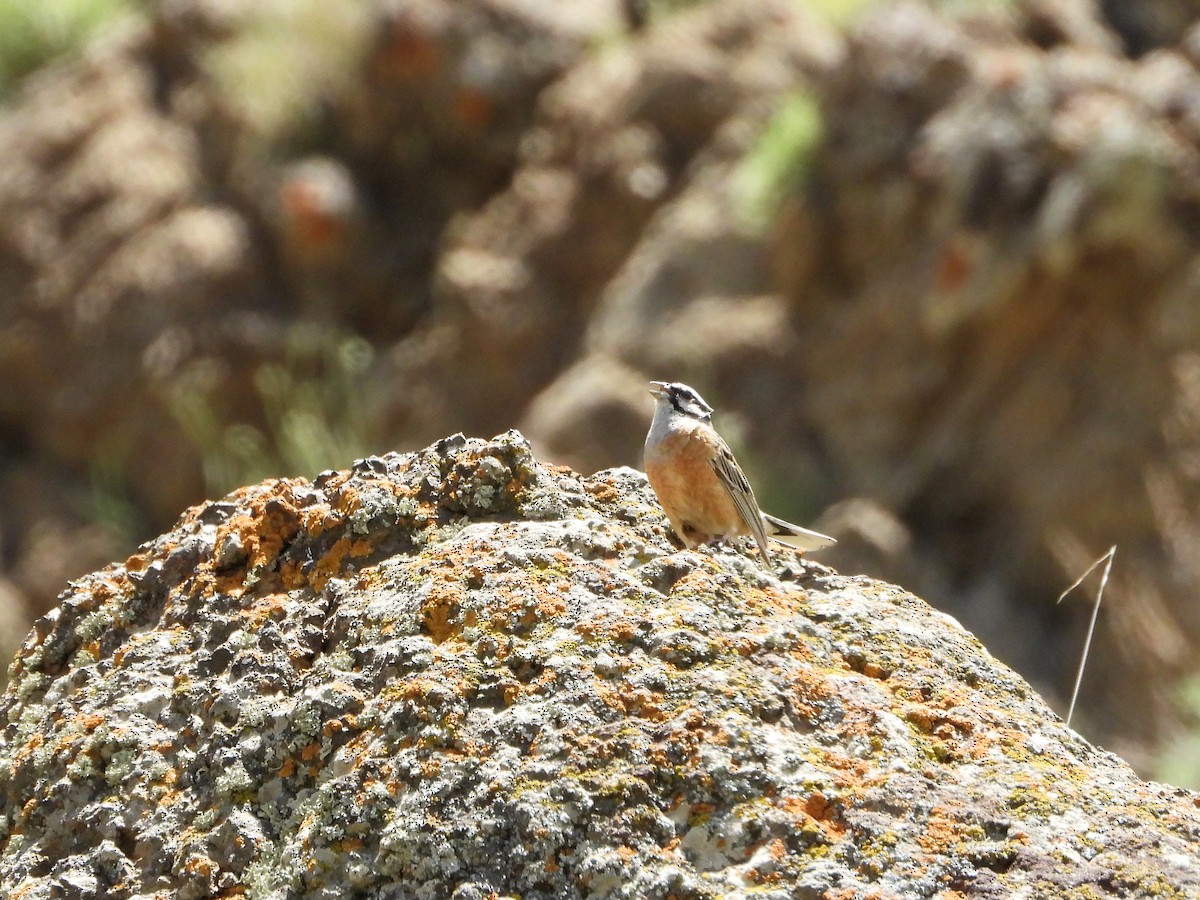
[1,0,1200,785]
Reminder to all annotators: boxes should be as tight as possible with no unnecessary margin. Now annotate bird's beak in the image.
[649,381,668,397]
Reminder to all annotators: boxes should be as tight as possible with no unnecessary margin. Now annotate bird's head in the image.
[649,381,714,421]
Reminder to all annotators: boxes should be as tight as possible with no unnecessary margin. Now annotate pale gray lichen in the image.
[0,431,1197,899]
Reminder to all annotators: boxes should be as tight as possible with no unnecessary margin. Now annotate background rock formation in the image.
[1,0,1200,786]
[2,432,1198,898]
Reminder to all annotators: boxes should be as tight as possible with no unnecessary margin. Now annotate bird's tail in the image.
[762,513,836,552]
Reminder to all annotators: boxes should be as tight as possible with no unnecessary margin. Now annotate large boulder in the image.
[1,432,1197,898]
[4,0,1200,789]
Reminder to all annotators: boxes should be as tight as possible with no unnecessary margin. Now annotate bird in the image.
[643,381,836,566]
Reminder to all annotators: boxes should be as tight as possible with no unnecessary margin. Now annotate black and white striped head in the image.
[649,381,714,421]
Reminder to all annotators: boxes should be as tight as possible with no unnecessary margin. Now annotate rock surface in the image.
[4,0,1200,784]
[2,432,1197,899]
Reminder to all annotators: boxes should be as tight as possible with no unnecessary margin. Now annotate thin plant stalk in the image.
[1056,545,1116,729]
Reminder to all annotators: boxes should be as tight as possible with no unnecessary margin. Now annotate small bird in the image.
[644,381,836,565]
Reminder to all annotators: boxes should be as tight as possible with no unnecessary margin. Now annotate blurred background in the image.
[0,0,1198,787]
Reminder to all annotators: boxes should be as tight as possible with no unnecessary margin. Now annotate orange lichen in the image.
[915,805,976,857]
[595,683,626,713]
[860,661,888,679]
[832,699,878,741]
[787,668,834,718]
[529,667,560,694]
[238,595,290,629]
[422,578,465,644]
[11,732,44,767]
[625,688,668,722]
[582,479,621,505]
[536,589,567,618]
[205,480,312,594]
[576,614,638,642]
[781,792,848,841]
[89,577,125,604]
[182,854,218,879]
[903,703,975,739]
[308,536,375,591]
[156,789,186,809]
[818,751,872,791]
[501,682,521,706]
[755,585,813,616]
[322,715,359,739]
[299,503,341,536]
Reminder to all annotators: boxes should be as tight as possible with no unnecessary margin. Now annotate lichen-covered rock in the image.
[2,432,1197,899]
[7,0,1200,787]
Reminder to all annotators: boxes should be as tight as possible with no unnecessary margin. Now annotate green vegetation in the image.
[1157,674,1200,790]
[0,0,137,96]
[170,326,377,496]
[735,90,824,228]
[638,0,711,24]
[88,432,146,545]
[205,0,372,149]
[810,0,1014,20]
[807,0,877,26]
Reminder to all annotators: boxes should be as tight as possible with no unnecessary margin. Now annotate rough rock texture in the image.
[5,0,1200,783]
[2,432,1198,899]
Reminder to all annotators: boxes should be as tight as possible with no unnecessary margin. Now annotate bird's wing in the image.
[762,512,837,551]
[709,444,773,565]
